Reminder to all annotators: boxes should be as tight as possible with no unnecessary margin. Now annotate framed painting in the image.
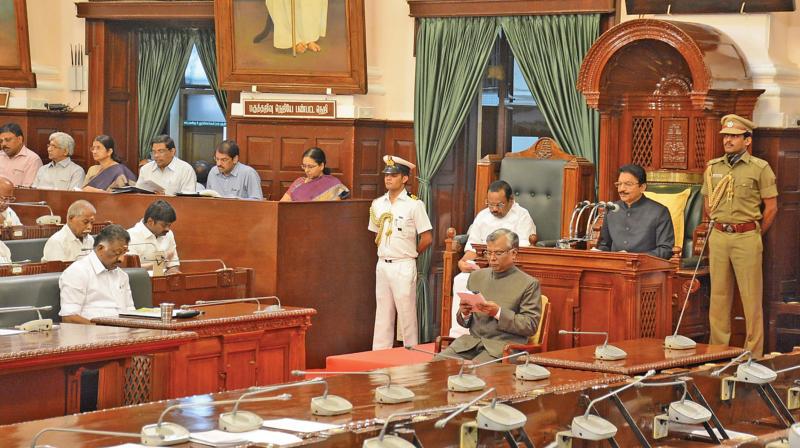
[0,0,36,88]
[215,0,367,94]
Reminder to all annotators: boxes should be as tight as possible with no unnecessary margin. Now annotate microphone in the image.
[711,351,777,384]
[128,242,166,276]
[635,377,712,424]
[665,220,714,350]
[570,370,656,441]
[466,351,550,382]
[0,305,53,331]
[291,369,414,404]
[171,258,228,271]
[12,201,60,225]
[573,202,595,239]
[140,393,292,444]
[218,378,321,432]
[435,387,496,429]
[604,201,620,212]
[584,202,606,241]
[405,346,485,392]
[31,427,142,447]
[559,330,627,360]
[568,201,591,239]
[284,371,352,416]
[182,296,281,313]
[433,387,529,432]
[363,404,469,448]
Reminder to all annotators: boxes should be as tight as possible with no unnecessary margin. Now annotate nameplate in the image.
[243,99,336,119]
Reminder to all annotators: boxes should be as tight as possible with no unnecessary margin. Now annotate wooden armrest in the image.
[528,234,538,246]
[502,342,543,360]
[435,336,455,353]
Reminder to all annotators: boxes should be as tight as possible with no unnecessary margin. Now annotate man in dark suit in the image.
[438,228,541,362]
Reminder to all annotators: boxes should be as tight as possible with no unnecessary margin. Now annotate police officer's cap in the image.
[719,114,756,135]
[382,155,414,176]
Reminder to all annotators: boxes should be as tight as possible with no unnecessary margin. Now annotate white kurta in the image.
[127,220,180,269]
[1,208,21,227]
[58,251,135,320]
[136,158,197,195]
[42,224,94,262]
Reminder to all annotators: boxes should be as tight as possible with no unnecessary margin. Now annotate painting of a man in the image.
[260,0,328,54]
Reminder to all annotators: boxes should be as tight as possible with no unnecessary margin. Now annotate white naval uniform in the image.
[369,189,432,350]
[42,224,94,262]
[450,202,537,338]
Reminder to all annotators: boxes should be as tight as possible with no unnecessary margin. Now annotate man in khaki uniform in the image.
[702,114,778,358]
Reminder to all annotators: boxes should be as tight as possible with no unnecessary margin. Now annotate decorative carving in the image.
[653,74,691,96]
[632,117,654,167]
[639,288,659,337]
[661,118,688,169]
[694,118,706,168]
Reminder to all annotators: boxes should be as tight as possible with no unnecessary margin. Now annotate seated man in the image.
[58,224,135,324]
[136,135,196,195]
[438,228,541,362]
[0,176,21,227]
[597,164,674,259]
[127,199,180,274]
[206,140,264,200]
[42,200,96,262]
[193,159,213,191]
[0,239,9,263]
[449,180,536,337]
[0,122,42,187]
[32,132,85,190]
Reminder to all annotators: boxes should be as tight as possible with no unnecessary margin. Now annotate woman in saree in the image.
[280,147,349,201]
[82,135,137,192]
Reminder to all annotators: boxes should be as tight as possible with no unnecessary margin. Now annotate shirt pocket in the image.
[402,217,417,238]
[734,177,758,198]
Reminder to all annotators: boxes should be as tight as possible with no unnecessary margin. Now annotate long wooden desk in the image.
[12,190,376,368]
[527,338,744,375]
[0,323,195,425]
[150,267,254,306]
[93,304,316,399]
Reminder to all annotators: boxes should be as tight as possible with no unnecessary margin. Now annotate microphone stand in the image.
[218,378,322,432]
[127,242,166,276]
[171,258,228,270]
[31,427,142,447]
[181,296,281,313]
[567,201,588,240]
[405,346,485,392]
[12,201,60,225]
[0,305,54,331]
[559,330,627,360]
[283,372,352,416]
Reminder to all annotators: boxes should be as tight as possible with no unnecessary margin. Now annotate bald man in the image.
[42,200,96,262]
[0,176,21,227]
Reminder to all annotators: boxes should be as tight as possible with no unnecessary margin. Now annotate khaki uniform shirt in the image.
[701,151,778,223]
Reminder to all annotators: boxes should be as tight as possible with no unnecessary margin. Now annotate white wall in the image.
[620,4,800,128]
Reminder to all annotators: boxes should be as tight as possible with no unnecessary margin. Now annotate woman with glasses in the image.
[82,135,137,193]
[280,147,349,201]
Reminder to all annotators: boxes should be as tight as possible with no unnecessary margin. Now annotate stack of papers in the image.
[261,418,342,434]
[190,429,302,446]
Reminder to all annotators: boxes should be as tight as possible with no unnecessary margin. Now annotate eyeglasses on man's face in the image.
[614,181,640,188]
[481,249,513,258]
[485,201,507,209]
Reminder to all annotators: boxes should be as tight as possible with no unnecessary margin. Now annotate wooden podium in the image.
[452,245,678,351]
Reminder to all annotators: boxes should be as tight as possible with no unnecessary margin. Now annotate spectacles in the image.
[0,196,15,203]
[485,201,507,209]
[215,157,233,163]
[300,164,319,170]
[482,249,513,258]
[151,149,172,156]
[614,181,640,188]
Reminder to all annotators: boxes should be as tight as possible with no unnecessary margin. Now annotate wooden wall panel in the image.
[0,110,88,167]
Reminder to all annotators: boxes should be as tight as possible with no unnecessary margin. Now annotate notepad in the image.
[261,417,341,433]
[457,291,487,307]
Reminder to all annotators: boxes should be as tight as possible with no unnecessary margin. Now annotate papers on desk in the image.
[668,423,756,442]
[0,328,26,336]
[118,308,177,319]
[190,429,302,446]
[261,417,342,433]
[457,291,487,307]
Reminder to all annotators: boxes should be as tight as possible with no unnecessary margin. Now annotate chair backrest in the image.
[646,182,703,258]
[500,159,566,242]
[5,237,48,262]
[529,294,550,349]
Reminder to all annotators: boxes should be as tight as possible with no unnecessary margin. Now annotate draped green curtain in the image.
[137,28,194,159]
[193,28,228,115]
[414,17,500,342]
[500,15,600,165]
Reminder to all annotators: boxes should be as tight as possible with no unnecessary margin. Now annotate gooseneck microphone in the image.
[711,351,777,384]
[291,370,414,404]
[31,427,142,447]
[287,371,353,416]
[568,201,591,239]
[0,305,53,331]
[435,387,496,429]
[218,378,322,432]
[559,330,627,360]
[405,346,485,392]
[183,296,281,313]
[635,378,713,425]
[573,202,595,240]
[12,201,60,225]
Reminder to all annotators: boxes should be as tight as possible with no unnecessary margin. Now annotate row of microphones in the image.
[559,330,627,360]
[711,351,777,384]
[405,346,550,392]
[11,201,60,225]
[0,305,53,331]
[181,296,281,313]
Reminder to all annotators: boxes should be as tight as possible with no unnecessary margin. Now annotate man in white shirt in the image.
[42,200,96,262]
[449,180,536,338]
[59,224,135,324]
[0,240,10,263]
[0,176,21,227]
[32,132,85,190]
[127,199,180,274]
[136,135,196,195]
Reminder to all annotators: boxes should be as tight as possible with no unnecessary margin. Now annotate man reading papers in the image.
[438,228,541,362]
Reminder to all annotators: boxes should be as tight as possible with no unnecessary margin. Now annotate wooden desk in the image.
[150,268,254,307]
[527,338,744,375]
[93,304,316,399]
[0,359,625,447]
[13,190,376,368]
[0,323,194,425]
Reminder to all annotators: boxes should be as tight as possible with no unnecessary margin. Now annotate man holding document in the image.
[438,228,541,362]
[136,135,197,195]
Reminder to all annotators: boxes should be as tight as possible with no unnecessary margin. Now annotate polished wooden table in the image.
[0,323,195,425]
[527,338,745,374]
[93,304,316,399]
[0,359,626,447]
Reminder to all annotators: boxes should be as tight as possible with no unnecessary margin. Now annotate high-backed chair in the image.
[440,138,595,338]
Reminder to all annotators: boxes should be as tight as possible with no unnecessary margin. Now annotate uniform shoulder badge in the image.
[708,156,725,165]
[749,156,768,168]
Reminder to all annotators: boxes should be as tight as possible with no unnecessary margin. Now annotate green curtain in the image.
[193,28,228,115]
[414,17,500,342]
[137,28,194,159]
[500,15,600,164]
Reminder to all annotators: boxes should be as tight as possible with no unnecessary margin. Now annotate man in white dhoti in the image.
[257,0,328,54]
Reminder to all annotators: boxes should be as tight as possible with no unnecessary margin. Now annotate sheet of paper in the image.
[137,179,165,193]
[261,417,341,433]
[189,430,247,446]
[241,429,303,445]
[457,291,487,307]
[0,328,26,336]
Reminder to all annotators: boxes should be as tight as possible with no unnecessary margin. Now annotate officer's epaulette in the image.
[707,156,725,165]
[749,156,768,168]
[410,194,419,200]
